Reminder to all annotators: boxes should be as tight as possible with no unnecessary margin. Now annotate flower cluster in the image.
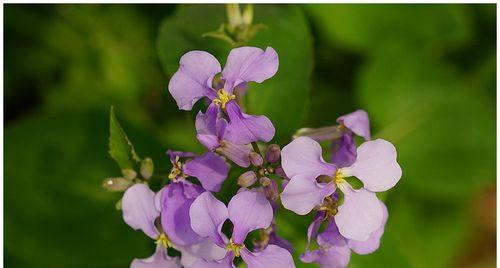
[107,46,402,268]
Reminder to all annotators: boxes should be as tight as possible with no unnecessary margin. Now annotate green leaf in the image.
[109,106,141,169]
[157,5,313,141]
[306,4,472,53]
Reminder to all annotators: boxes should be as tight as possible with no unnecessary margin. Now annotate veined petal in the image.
[228,190,273,244]
[334,186,384,241]
[221,46,279,92]
[337,109,371,140]
[131,244,181,268]
[217,140,251,168]
[307,211,326,248]
[183,152,229,192]
[281,137,337,179]
[281,174,336,215]
[190,192,228,247]
[331,133,357,168]
[161,183,203,246]
[342,139,402,192]
[178,238,227,268]
[317,220,347,247]
[300,245,350,268]
[240,245,295,268]
[195,103,219,137]
[122,184,159,239]
[168,51,221,110]
[190,252,235,268]
[224,101,275,144]
[347,201,388,254]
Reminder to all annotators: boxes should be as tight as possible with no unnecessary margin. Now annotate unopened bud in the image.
[242,4,253,25]
[264,180,279,201]
[238,171,257,187]
[102,177,132,192]
[249,152,264,166]
[140,157,154,180]
[259,176,271,187]
[115,198,122,210]
[265,144,281,163]
[121,169,137,180]
[274,166,287,179]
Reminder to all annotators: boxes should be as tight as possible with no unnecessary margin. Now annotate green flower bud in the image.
[102,177,132,192]
[140,157,154,180]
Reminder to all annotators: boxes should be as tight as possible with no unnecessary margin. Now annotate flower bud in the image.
[102,177,132,192]
[140,157,154,180]
[259,176,271,187]
[121,169,137,180]
[265,144,281,163]
[264,180,279,201]
[274,166,287,179]
[249,152,264,167]
[238,171,257,188]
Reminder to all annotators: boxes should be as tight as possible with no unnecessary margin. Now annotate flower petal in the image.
[240,245,294,268]
[190,191,228,247]
[347,201,388,254]
[190,252,235,268]
[281,137,337,179]
[337,109,371,140]
[217,140,251,167]
[178,238,227,268]
[281,174,336,215]
[222,46,279,92]
[317,220,347,247]
[131,244,181,268]
[307,211,326,248]
[331,133,357,168]
[228,190,273,244]
[168,51,220,110]
[122,184,159,239]
[300,245,351,268]
[342,139,402,192]
[161,182,204,246]
[195,103,219,137]
[183,152,229,192]
[334,186,384,241]
[224,101,275,144]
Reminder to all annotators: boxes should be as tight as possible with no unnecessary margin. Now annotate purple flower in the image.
[280,136,401,241]
[168,46,278,144]
[121,184,181,267]
[195,104,252,167]
[166,150,229,192]
[332,109,371,167]
[188,190,295,268]
[301,202,389,268]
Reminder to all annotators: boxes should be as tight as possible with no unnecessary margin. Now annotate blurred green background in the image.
[4,4,495,268]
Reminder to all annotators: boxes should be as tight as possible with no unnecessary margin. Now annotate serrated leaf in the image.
[109,106,140,169]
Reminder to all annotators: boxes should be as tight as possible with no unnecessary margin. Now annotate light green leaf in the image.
[109,106,141,169]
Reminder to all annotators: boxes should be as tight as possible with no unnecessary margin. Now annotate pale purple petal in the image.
[331,133,357,168]
[122,184,159,239]
[179,238,227,267]
[131,244,181,268]
[240,245,294,268]
[197,134,221,151]
[224,101,275,144]
[168,51,221,110]
[342,139,402,192]
[161,183,203,246]
[221,46,279,92]
[217,140,251,167]
[337,109,371,140]
[300,245,350,268]
[281,174,336,215]
[154,187,165,212]
[190,252,235,268]
[307,211,326,248]
[166,150,196,163]
[195,103,219,137]
[281,137,337,179]
[334,186,384,241]
[317,220,347,247]
[348,201,388,254]
[190,191,228,247]
[228,190,273,244]
[183,152,229,192]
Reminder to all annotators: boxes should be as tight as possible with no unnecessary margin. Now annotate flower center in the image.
[334,169,347,186]
[317,196,338,217]
[213,89,236,109]
[226,238,244,257]
[155,233,172,248]
[168,156,188,181]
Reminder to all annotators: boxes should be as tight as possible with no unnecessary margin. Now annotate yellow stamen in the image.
[155,233,172,248]
[168,156,187,180]
[213,89,236,109]
[226,238,244,257]
[334,169,347,186]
